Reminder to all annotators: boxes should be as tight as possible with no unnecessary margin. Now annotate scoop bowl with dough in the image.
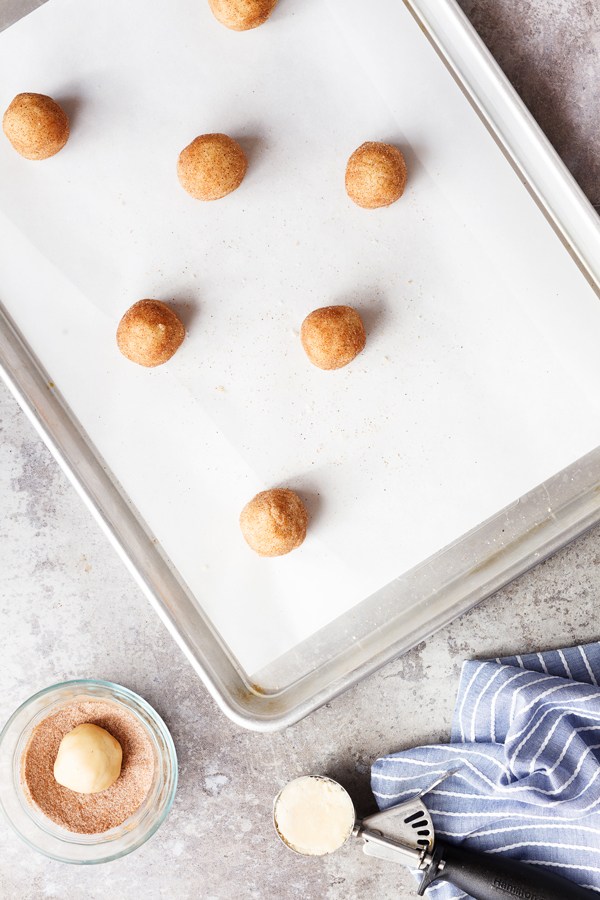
[273,775,355,856]
[53,723,122,795]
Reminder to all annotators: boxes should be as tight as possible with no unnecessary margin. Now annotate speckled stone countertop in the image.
[2,1,600,897]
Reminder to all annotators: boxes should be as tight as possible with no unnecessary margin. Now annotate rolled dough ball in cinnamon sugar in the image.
[3,93,69,160]
[345,142,406,209]
[240,489,307,557]
[117,299,185,367]
[53,723,122,794]
[177,133,247,201]
[301,305,366,370]
[208,0,278,30]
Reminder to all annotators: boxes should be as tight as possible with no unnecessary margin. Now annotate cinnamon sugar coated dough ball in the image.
[3,93,69,160]
[240,489,308,557]
[177,133,247,201]
[301,306,366,370]
[345,142,407,209]
[116,299,185,367]
[208,0,278,30]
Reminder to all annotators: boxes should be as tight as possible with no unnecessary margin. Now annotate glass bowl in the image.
[0,679,177,864]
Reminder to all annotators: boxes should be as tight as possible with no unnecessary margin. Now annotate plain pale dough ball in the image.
[3,93,69,160]
[240,488,307,557]
[117,299,185,367]
[274,776,355,856]
[177,133,247,201]
[208,0,278,30]
[301,305,366,370]
[53,723,122,794]
[345,141,407,209]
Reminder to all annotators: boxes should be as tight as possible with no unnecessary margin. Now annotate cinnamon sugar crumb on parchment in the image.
[21,701,154,834]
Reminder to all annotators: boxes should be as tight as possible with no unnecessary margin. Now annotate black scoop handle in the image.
[418,840,598,900]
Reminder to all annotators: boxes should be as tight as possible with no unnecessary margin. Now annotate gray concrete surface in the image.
[458,0,600,208]
[2,1,600,897]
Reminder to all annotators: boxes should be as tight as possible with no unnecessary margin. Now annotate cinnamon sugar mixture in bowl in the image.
[0,680,177,864]
[22,700,154,834]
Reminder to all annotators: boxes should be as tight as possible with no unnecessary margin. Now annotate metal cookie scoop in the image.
[274,773,598,900]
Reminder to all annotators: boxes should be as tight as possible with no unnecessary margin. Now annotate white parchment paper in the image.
[2,0,600,674]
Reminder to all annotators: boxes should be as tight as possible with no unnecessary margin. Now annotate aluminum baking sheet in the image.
[2,0,600,728]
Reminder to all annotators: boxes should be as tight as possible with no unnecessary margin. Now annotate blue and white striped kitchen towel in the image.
[371,642,600,898]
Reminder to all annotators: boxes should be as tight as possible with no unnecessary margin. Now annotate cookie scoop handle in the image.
[418,840,598,900]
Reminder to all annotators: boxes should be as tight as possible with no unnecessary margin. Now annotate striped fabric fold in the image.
[371,642,600,898]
